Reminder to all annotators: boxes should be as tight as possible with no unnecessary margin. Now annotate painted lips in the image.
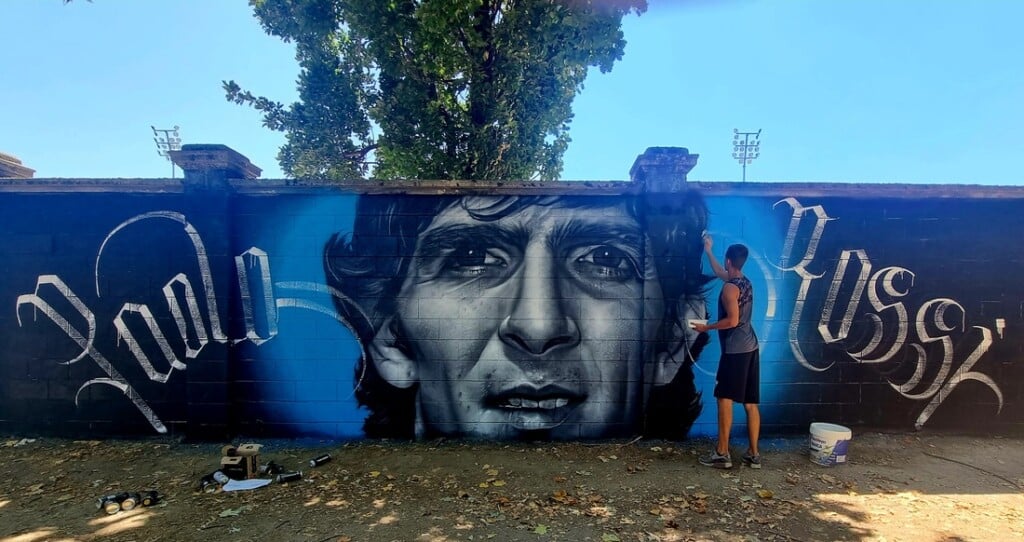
[500,397,570,409]
[486,385,584,431]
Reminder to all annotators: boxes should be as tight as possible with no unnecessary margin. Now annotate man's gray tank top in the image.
[717,276,758,354]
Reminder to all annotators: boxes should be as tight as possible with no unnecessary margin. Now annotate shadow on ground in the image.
[1,431,1022,541]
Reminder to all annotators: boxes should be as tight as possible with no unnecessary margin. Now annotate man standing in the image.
[692,235,761,469]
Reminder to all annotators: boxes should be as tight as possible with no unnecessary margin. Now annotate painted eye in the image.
[589,246,627,268]
[436,245,509,279]
[575,245,640,281]
[448,247,503,268]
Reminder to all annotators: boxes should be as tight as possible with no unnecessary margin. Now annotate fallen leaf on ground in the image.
[551,490,576,504]
[534,524,548,534]
[219,505,253,517]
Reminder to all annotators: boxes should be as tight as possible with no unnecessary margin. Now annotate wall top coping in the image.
[1,177,1022,199]
[0,178,184,193]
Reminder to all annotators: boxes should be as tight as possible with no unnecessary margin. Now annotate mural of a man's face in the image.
[369,197,668,439]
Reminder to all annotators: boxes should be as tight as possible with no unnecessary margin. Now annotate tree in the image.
[225,0,647,181]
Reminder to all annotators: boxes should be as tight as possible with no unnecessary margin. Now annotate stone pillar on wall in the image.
[0,152,35,178]
[629,147,699,191]
[168,144,261,191]
[631,147,703,339]
[167,144,261,438]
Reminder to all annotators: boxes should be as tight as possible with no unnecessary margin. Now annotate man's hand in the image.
[702,232,728,280]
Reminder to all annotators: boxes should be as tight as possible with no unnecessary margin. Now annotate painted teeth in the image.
[501,398,571,409]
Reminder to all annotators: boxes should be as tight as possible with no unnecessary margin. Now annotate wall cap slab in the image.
[2,177,1021,200]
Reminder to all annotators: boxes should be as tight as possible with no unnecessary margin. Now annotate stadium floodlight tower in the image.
[732,128,761,182]
[152,125,182,178]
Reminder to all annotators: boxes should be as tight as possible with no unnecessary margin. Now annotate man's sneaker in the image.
[699,449,732,469]
[742,452,762,469]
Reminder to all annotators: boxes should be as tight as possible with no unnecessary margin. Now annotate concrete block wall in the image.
[0,146,1021,440]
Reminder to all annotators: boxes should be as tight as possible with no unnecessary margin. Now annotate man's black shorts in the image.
[713,349,760,404]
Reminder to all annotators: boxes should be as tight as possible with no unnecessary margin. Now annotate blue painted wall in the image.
[1,184,1020,439]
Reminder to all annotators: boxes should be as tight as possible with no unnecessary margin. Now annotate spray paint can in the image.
[97,493,127,515]
[259,461,284,476]
[309,454,332,468]
[212,471,230,485]
[120,492,142,511]
[198,474,220,493]
[140,490,160,507]
[275,471,303,484]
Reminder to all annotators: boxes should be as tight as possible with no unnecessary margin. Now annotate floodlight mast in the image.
[152,125,182,178]
[732,128,761,182]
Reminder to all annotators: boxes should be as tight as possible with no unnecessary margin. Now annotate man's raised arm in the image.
[703,233,728,281]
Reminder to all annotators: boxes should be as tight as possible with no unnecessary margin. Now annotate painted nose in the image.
[499,251,581,356]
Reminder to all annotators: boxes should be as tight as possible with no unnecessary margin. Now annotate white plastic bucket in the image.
[809,422,852,466]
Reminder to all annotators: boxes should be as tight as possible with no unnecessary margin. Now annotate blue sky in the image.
[3,0,1022,184]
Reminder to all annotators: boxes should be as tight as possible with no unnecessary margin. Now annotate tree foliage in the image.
[226,0,647,181]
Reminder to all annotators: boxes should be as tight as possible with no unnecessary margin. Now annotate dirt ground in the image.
[1,431,1022,542]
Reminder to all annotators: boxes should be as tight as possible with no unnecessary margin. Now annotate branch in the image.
[341,144,379,162]
[492,0,504,25]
